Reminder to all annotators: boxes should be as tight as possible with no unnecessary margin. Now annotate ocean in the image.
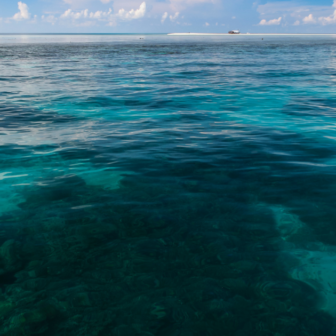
[1,34,336,335]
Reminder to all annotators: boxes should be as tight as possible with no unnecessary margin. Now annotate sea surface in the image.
[1,34,336,335]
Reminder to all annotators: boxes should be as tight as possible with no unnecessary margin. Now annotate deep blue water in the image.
[2,34,336,335]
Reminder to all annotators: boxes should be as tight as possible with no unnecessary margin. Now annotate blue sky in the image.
[1,0,336,33]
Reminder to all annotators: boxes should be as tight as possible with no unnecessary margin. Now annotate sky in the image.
[1,0,336,33]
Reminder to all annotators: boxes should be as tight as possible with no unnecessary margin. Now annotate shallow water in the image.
[1,34,336,335]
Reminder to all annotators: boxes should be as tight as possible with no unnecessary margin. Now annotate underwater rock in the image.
[201,265,233,279]
[23,301,58,323]
[133,239,167,259]
[80,170,126,190]
[20,174,86,209]
[203,298,229,319]
[128,258,163,274]
[304,311,336,336]
[118,295,169,332]
[171,303,193,325]
[3,300,59,335]
[251,312,299,335]
[42,217,66,232]
[75,223,118,245]
[22,278,48,291]
[229,295,252,314]
[0,298,14,316]
[253,278,321,314]
[72,292,91,307]
[265,299,288,313]
[168,329,195,336]
[271,315,299,334]
[0,240,22,276]
[0,193,25,214]
[8,313,26,331]
[113,324,138,336]
[180,277,230,311]
[89,289,126,308]
[269,205,304,240]
[221,278,248,295]
[290,248,336,317]
[46,262,69,276]
[26,260,47,278]
[229,260,258,273]
[125,273,160,292]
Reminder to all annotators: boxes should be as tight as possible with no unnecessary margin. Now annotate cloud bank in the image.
[59,2,146,25]
[258,0,336,27]
[259,17,282,26]
[161,12,168,23]
[5,0,336,32]
[169,12,179,22]
[118,2,146,20]
[13,2,30,20]
[303,14,316,24]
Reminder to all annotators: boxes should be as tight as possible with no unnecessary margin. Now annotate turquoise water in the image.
[1,34,336,335]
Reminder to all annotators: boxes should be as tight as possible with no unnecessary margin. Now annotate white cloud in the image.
[13,2,30,21]
[259,17,282,25]
[315,0,336,25]
[60,8,113,21]
[205,22,209,26]
[60,2,145,23]
[101,0,112,3]
[293,20,300,26]
[258,1,336,26]
[61,9,90,19]
[90,9,112,19]
[60,9,71,18]
[118,2,146,20]
[303,14,316,24]
[170,12,179,21]
[319,10,336,25]
[161,12,168,23]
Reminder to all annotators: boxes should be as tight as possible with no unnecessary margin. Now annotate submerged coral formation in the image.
[0,168,335,336]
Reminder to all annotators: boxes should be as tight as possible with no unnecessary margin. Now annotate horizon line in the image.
[1,32,336,35]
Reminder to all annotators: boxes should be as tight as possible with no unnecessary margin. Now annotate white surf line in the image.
[168,33,336,36]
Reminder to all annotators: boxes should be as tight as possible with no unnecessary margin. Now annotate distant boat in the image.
[228,30,240,34]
